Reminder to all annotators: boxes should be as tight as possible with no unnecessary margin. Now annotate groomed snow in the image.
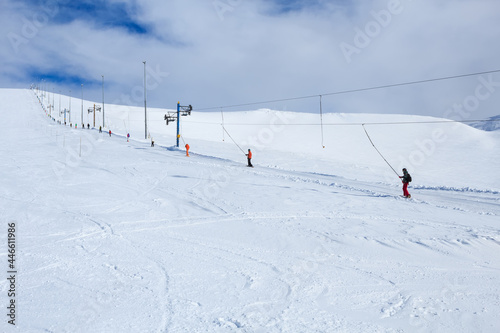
[1,88,499,332]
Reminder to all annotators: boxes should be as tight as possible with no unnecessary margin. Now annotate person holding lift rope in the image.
[246,149,253,167]
[399,168,412,198]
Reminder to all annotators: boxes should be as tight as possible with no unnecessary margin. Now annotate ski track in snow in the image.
[1,89,499,332]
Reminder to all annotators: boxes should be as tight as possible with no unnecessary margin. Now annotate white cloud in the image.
[1,0,500,119]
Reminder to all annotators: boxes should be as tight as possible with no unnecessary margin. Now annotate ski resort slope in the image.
[1,88,499,332]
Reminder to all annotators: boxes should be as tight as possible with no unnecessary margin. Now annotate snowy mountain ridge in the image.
[468,114,500,131]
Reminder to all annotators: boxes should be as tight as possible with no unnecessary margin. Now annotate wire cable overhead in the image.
[194,69,500,112]
[319,95,325,148]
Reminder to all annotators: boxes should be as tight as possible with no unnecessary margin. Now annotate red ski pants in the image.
[403,182,410,197]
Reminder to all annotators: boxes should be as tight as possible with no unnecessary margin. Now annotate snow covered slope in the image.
[1,88,499,332]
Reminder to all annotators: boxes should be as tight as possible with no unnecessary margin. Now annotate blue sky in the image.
[17,0,150,33]
[267,0,330,13]
[55,2,149,34]
[1,0,500,119]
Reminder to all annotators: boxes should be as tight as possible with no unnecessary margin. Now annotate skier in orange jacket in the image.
[185,143,190,157]
[246,149,253,167]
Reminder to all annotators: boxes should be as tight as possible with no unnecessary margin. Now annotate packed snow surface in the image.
[1,89,499,332]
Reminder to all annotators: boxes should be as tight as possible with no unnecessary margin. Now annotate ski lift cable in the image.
[362,124,400,178]
[177,118,500,126]
[178,116,187,146]
[193,69,500,112]
[222,126,246,155]
[221,107,225,141]
[319,95,325,148]
[179,118,186,146]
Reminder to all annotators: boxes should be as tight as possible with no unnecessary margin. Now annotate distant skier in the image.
[185,143,190,157]
[246,149,253,167]
[127,133,130,142]
[99,126,102,133]
[109,130,112,137]
[87,123,90,129]
[399,168,412,198]
[151,138,155,147]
